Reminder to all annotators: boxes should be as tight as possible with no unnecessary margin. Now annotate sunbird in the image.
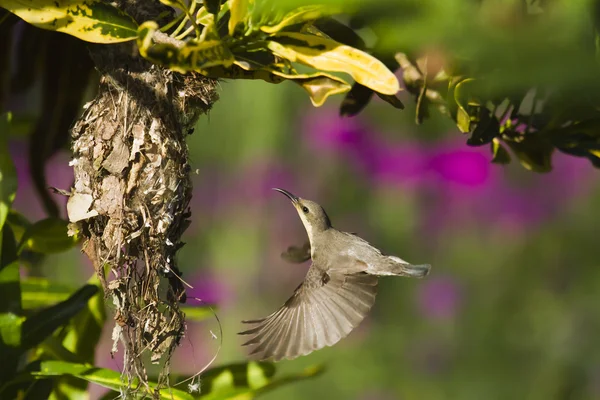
[239,188,431,361]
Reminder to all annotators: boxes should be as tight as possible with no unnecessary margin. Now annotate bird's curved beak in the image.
[272,188,299,204]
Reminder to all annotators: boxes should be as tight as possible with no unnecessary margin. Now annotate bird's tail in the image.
[381,256,431,278]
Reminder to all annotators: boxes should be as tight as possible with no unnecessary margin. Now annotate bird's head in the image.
[273,188,332,239]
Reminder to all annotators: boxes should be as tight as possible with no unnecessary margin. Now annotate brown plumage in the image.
[239,189,431,361]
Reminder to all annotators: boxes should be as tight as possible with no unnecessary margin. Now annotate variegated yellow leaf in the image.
[0,0,138,43]
[138,20,233,73]
[196,6,213,25]
[267,32,400,95]
[224,62,350,106]
[267,69,350,106]
[158,0,187,12]
[177,39,234,71]
[260,5,340,34]
[228,0,248,36]
[137,21,158,59]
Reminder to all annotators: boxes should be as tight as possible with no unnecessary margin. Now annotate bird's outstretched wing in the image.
[280,241,311,263]
[239,262,378,361]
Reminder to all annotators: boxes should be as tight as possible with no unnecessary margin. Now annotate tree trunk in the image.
[66,1,218,395]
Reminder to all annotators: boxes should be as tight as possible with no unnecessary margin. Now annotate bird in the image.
[239,188,431,361]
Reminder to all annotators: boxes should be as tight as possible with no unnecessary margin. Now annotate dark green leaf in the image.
[505,136,553,172]
[9,24,46,94]
[6,210,31,242]
[376,92,405,110]
[28,33,94,216]
[340,83,374,117]
[313,17,366,49]
[0,8,17,111]
[205,0,223,15]
[18,217,79,255]
[467,108,500,146]
[20,284,98,350]
[0,112,17,231]
[233,50,276,70]
[0,224,20,313]
[0,225,21,382]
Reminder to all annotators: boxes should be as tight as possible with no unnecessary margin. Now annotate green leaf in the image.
[0,112,17,232]
[35,361,195,400]
[6,210,31,244]
[0,312,24,348]
[21,278,75,309]
[48,278,104,399]
[175,361,323,399]
[491,138,511,164]
[267,32,400,95]
[0,0,138,43]
[195,361,275,399]
[181,304,216,322]
[260,5,340,34]
[18,217,79,254]
[255,364,325,397]
[454,78,479,133]
[62,277,105,363]
[20,284,98,350]
[0,312,24,382]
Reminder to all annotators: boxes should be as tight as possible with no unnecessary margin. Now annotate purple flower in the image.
[187,270,233,307]
[301,107,380,176]
[428,148,490,187]
[417,276,462,320]
[302,107,368,153]
[370,142,427,190]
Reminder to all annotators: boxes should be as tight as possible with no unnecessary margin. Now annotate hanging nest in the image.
[66,1,218,395]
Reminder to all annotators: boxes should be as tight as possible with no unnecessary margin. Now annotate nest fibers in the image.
[67,45,218,396]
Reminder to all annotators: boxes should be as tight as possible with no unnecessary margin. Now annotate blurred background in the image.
[8,74,600,399]
[5,0,600,398]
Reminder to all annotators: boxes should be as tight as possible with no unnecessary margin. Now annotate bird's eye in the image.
[302,206,309,213]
